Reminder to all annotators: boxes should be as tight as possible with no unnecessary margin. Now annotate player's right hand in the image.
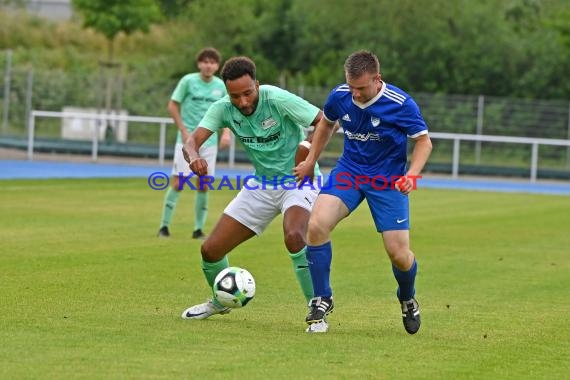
[189,157,208,177]
[182,146,208,176]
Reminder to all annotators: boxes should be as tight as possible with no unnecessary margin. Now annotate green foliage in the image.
[545,5,570,47]
[183,0,276,79]
[2,0,569,98]
[1,0,569,135]
[72,0,162,41]
[157,0,195,19]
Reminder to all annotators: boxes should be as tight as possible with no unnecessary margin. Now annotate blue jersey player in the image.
[293,50,432,333]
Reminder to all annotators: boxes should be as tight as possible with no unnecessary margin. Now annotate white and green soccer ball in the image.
[213,267,256,308]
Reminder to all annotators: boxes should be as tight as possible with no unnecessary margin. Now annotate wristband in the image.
[299,141,311,149]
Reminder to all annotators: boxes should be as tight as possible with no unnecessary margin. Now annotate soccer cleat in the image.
[181,299,231,320]
[400,297,421,334]
[306,318,329,333]
[305,296,334,325]
[157,226,170,238]
[192,229,206,240]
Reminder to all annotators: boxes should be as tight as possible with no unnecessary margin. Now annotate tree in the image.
[156,0,194,19]
[72,0,162,138]
[72,0,162,63]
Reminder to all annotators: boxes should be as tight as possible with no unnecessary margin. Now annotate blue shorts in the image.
[319,165,410,232]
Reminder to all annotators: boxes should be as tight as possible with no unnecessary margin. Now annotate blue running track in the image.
[1,160,569,196]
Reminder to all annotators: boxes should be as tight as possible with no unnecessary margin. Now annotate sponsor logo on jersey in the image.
[344,130,381,142]
[191,96,220,103]
[261,117,277,129]
[238,131,281,144]
[342,114,351,122]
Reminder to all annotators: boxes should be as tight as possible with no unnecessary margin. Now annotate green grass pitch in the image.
[1,178,569,379]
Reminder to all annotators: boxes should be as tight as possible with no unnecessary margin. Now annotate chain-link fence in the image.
[2,50,570,179]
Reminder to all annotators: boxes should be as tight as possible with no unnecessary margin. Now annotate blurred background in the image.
[1,0,569,180]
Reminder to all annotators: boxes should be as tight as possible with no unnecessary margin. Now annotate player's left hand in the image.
[395,175,415,195]
[293,161,315,187]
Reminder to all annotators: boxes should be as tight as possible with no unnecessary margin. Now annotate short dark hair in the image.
[221,56,256,82]
[196,47,221,63]
[344,50,380,79]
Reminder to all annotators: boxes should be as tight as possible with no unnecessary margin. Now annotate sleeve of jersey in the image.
[276,90,320,126]
[197,101,224,133]
[170,75,189,102]
[322,90,340,122]
[399,98,429,138]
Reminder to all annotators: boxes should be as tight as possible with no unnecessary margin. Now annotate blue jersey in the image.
[323,82,428,177]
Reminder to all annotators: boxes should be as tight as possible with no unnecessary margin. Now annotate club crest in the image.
[261,117,277,129]
[371,117,381,127]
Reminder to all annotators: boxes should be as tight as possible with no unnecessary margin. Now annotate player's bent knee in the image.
[284,230,305,253]
[306,218,330,245]
[386,248,414,270]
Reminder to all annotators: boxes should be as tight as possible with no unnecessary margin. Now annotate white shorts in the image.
[172,143,218,176]
[223,178,319,235]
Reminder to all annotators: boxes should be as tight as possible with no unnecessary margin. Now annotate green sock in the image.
[289,247,314,302]
[202,256,229,308]
[160,187,181,227]
[202,256,229,288]
[194,191,209,231]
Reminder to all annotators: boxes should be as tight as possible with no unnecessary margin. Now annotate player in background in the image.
[157,47,231,239]
[293,50,432,333]
[180,56,326,319]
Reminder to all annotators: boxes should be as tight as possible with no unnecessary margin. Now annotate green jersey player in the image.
[157,47,231,240]
[181,56,323,320]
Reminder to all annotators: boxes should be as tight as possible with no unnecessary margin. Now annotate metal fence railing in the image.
[26,110,238,168]
[24,109,570,183]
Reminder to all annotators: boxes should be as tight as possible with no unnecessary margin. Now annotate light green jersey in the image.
[171,73,226,147]
[199,85,321,179]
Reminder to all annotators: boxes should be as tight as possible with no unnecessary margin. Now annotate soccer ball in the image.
[213,267,256,308]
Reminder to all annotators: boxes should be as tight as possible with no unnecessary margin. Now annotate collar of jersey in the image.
[352,81,386,109]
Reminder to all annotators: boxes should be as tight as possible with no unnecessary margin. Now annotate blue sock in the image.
[306,241,333,298]
[392,259,417,301]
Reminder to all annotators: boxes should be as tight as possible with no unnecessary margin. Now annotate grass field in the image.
[1,178,569,379]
